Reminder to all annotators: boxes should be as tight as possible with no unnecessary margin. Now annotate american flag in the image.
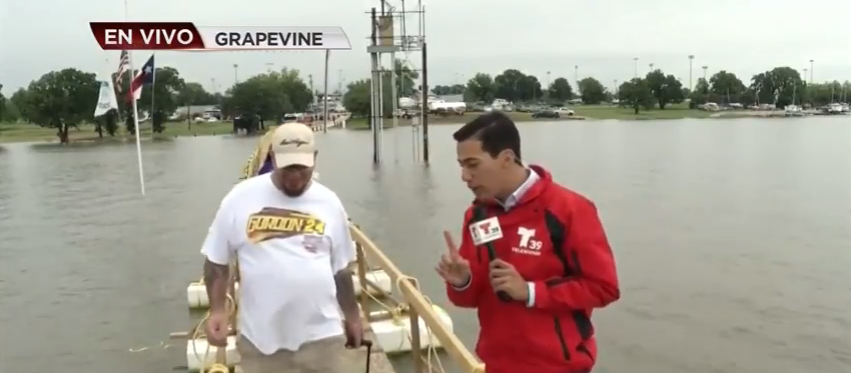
[114,50,129,90]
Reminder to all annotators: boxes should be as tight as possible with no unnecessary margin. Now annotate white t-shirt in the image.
[200,173,355,354]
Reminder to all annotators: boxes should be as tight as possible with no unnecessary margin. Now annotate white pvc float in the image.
[372,304,454,354]
[185,304,453,371]
[186,335,239,372]
[186,269,393,309]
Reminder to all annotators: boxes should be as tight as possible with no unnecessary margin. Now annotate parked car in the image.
[554,107,575,116]
[532,110,560,119]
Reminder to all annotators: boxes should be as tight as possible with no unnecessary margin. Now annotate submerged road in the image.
[1,117,849,373]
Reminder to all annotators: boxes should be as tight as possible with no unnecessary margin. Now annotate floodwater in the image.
[1,117,849,373]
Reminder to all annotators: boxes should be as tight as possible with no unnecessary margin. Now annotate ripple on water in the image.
[1,119,850,373]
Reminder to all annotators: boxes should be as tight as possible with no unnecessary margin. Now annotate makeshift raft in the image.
[172,127,457,373]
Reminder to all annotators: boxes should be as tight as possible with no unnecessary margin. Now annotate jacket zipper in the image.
[553,316,571,360]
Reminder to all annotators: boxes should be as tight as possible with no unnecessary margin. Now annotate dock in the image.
[175,133,484,373]
[229,313,395,373]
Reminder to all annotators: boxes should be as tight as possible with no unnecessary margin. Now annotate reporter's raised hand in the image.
[435,230,472,287]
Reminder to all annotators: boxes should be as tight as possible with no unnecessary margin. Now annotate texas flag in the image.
[128,53,155,101]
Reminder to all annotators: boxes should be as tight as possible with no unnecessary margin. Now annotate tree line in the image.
[1,63,849,142]
[451,67,849,114]
[0,66,320,142]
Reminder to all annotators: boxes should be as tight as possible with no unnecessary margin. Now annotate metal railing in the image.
[350,224,485,373]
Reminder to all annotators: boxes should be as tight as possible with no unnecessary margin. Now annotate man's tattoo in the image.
[334,269,359,321]
[204,259,230,312]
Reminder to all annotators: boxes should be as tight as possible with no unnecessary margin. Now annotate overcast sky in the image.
[1,0,849,93]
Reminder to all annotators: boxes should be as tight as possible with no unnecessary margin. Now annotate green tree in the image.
[23,68,99,143]
[618,78,654,114]
[0,84,6,122]
[516,74,543,102]
[432,84,466,95]
[222,68,312,125]
[577,77,607,104]
[176,82,216,129]
[645,70,684,109]
[450,84,466,95]
[391,59,419,98]
[709,71,746,97]
[749,67,803,108]
[226,73,294,123]
[342,79,372,118]
[275,68,312,111]
[695,78,709,94]
[177,82,216,106]
[10,88,32,123]
[708,70,746,104]
[493,69,543,103]
[493,69,523,102]
[547,77,573,103]
[137,66,186,133]
[464,73,495,103]
[805,81,850,106]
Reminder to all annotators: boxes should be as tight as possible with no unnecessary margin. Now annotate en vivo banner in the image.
[89,22,352,51]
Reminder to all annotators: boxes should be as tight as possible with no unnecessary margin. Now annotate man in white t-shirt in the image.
[201,122,363,373]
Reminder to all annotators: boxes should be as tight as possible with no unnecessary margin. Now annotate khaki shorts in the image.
[237,334,349,373]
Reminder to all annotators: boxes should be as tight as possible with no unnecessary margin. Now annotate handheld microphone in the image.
[470,207,513,303]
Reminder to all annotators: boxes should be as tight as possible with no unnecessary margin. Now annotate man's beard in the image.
[281,184,308,197]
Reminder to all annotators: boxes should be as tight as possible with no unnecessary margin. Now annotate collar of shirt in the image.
[497,167,540,211]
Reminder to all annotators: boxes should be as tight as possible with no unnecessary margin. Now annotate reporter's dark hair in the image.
[452,111,521,161]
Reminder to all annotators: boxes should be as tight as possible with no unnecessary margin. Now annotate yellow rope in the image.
[359,265,446,373]
[191,293,238,372]
[127,340,173,353]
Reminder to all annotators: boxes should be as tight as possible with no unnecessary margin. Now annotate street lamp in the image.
[809,59,814,84]
[233,64,239,84]
[574,65,579,86]
[633,57,639,78]
[688,55,695,93]
[702,65,708,81]
[649,63,654,72]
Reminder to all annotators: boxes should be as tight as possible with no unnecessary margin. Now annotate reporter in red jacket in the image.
[436,112,620,373]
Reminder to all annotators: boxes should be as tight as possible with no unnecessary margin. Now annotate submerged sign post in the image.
[89,22,352,195]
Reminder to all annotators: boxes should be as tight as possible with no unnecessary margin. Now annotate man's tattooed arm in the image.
[204,259,230,313]
[334,268,360,321]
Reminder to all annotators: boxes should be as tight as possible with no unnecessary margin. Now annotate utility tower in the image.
[366,0,428,165]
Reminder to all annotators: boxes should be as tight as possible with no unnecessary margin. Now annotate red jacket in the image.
[446,165,620,373]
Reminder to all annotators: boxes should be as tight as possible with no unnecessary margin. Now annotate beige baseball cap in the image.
[270,122,316,168]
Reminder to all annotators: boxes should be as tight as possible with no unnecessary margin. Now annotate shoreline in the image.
[1,110,847,144]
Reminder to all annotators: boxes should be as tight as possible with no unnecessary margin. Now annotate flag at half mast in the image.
[128,54,155,101]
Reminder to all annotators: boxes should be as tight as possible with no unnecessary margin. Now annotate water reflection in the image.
[0,118,849,373]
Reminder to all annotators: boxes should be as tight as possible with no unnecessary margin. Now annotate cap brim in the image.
[274,152,314,168]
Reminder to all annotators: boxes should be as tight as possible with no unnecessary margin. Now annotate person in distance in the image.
[201,122,363,373]
[436,111,621,373]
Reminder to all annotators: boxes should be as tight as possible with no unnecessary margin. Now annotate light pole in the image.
[649,63,654,72]
[809,59,814,84]
[546,71,551,100]
[702,65,708,81]
[633,57,639,78]
[574,65,579,87]
[233,64,239,84]
[688,55,694,93]
[614,79,618,98]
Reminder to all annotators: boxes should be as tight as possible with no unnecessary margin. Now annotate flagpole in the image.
[125,0,146,196]
[150,52,156,128]
[114,54,124,126]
